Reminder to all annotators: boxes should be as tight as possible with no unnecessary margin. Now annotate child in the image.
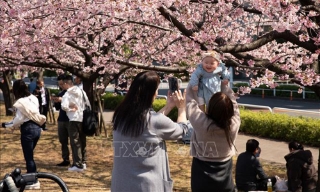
[189,51,230,111]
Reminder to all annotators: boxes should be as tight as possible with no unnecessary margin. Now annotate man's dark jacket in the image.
[236,151,268,190]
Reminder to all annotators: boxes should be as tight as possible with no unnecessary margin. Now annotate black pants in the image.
[191,157,235,192]
[40,105,48,129]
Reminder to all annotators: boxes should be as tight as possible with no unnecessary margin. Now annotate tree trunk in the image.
[317,149,320,192]
[82,78,95,109]
[316,55,320,192]
[0,70,14,116]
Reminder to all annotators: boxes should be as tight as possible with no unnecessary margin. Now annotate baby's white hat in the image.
[202,50,220,62]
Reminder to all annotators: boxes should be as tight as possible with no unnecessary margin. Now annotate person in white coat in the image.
[1,80,46,190]
[61,75,90,172]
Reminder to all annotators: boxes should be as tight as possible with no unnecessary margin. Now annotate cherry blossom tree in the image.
[1,0,320,96]
[1,0,320,188]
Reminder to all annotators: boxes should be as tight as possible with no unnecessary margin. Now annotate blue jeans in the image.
[20,121,41,173]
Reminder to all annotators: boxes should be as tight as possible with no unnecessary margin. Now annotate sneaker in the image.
[25,181,40,190]
[82,163,87,170]
[68,166,84,172]
[56,161,70,166]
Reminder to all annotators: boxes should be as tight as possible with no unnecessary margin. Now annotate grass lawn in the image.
[0,103,286,191]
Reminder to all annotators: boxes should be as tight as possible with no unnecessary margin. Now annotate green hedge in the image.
[152,99,178,121]
[102,92,125,110]
[102,93,178,121]
[102,92,320,146]
[240,109,320,147]
[48,88,60,96]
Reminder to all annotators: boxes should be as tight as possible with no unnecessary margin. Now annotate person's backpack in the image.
[81,90,98,136]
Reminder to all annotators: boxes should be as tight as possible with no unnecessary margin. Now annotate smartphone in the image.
[168,77,179,93]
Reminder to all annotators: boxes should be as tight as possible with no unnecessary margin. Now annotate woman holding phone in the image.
[111,71,189,192]
[1,80,46,189]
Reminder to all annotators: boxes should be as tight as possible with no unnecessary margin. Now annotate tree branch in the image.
[20,61,66,69]
[65,40,92,66]
[48,55,62,65]
[301,5,320,13]
[158,6,193,37]
[189,0,262,14]
[65,40,88,52]
[219,30,318,53]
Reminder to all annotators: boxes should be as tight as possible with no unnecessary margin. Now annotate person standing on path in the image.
[1,80,46,189]
[53,74,70,166]
[61,75,90,172]
[33,79,50,131]
[74,75,83,90]
[28,78,37,93]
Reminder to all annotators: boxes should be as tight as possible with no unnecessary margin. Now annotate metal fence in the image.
[249,87,314,100]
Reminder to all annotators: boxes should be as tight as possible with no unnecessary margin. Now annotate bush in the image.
[48,88,60,96]
[102,92,125,110]
[240,109,320,147]
[152,99,178,121]
[102,93,178,120]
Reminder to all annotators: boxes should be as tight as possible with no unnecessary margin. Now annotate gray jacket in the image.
[111,110,189,192]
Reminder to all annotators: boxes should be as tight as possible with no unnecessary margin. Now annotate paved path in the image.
[235,133,319,167]
[102,110,319,168]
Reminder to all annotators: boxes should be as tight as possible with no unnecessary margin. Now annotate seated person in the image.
[236,139,276,191]
[285,141,317,192]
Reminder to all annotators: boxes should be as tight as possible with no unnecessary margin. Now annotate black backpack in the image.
[81,91,98,136]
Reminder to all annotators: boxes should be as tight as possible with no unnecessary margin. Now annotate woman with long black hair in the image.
[111,71,189,192]
[1,80,46,190]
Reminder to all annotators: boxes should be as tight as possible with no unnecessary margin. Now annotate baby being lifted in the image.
[189,51,230,112]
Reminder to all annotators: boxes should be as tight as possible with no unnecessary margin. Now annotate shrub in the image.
[152,99,178,121]
[102,92,125,110]
[48,88,60,96]
[240,109,320,147]
[102,93,178,120]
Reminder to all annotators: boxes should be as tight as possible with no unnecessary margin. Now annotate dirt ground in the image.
[0,106,286,191]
